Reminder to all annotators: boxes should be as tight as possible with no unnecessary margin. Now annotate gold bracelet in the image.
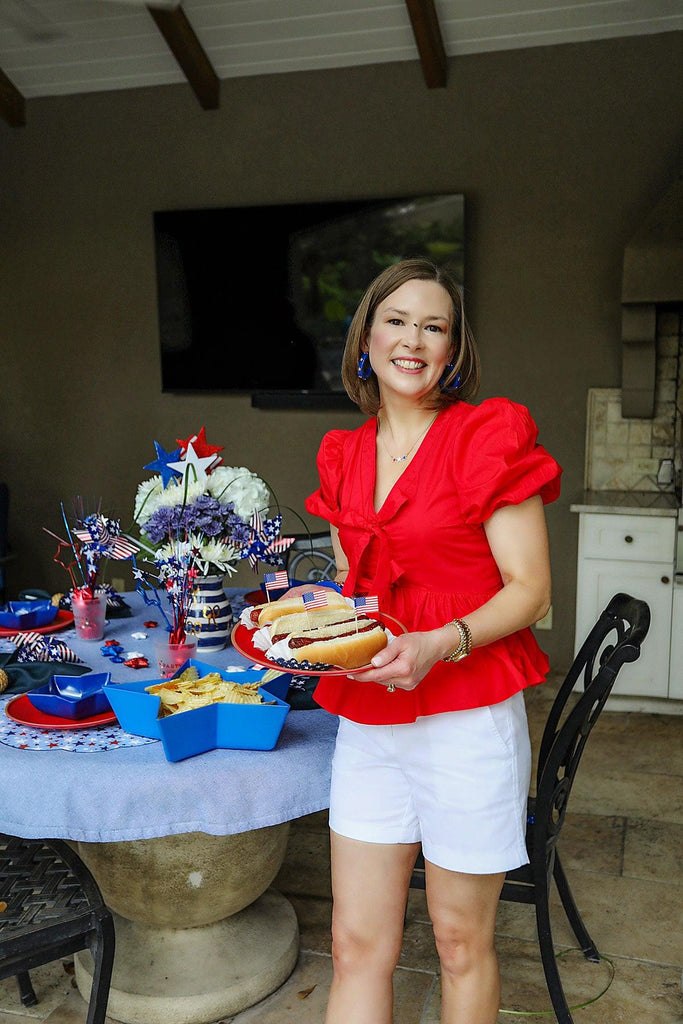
[442,618,472,663]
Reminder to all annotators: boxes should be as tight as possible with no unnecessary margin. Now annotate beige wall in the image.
[1,32,681,667]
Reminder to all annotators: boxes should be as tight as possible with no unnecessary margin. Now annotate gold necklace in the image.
[378,412,438,463]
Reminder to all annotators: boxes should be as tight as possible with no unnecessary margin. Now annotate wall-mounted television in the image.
[154,193,465,408]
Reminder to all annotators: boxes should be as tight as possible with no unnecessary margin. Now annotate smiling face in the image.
[363,279,454,407]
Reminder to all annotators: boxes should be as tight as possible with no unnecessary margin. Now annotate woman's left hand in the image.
[347,630,444,692]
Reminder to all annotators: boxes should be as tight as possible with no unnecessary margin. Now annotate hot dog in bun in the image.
[244,592,349,629]
[266,607,388,669]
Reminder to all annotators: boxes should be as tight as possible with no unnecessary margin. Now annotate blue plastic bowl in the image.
[27,672,112,719]
[104,660,291,760]
[0,601,58,630]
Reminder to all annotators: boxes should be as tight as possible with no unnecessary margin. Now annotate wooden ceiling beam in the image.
[147,5,219,110]
[404,0,447,89]
[0,66,26,127]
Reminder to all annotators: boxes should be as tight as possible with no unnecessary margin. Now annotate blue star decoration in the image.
[144,441,182,488]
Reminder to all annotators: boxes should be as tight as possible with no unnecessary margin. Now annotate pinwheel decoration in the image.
[242,511,295,571]
[13,632,83,665]
[45,502,139,601]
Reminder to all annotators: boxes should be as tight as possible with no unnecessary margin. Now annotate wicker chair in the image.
[0,834,115,1023]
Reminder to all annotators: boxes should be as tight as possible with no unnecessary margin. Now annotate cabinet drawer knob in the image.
[624,535,634,543]
[662,576,671,584]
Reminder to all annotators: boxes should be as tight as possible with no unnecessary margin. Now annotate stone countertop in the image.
[570,490,680,517]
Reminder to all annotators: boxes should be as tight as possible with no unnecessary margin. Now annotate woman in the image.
[303,258,561,1024]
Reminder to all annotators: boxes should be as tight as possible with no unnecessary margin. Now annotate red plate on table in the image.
[4,694,117,730]
[0,610,74,638]
[230,612,407,677]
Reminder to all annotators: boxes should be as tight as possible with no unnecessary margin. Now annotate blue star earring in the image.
[357,353,373,380]
[439,365,462,391]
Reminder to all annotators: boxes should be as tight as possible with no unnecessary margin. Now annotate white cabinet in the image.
[574,512,676,700]
[668,587,683,700]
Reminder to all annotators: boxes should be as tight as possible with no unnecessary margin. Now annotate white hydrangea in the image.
[207,466,271,520]
[133,477,163,524]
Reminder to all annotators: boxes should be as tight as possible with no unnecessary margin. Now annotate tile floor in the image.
[1,673,681,1024]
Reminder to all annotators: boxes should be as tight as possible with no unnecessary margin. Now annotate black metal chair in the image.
[285,531,336,582]
[0,834,115,1023]
[409,592,650,1024]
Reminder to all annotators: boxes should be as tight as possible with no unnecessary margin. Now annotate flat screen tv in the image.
[154,193,465,408]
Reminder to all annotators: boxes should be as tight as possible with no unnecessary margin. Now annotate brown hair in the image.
[340,258,480,415]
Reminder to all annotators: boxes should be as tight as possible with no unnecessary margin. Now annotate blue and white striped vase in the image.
[186,574,234,651]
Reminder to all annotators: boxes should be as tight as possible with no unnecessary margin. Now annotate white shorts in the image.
[329,691,531,875]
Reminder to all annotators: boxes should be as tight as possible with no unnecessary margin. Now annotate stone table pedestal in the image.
[73,824,297,1024]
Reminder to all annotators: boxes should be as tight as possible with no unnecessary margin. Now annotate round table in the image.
[0,591,337,1024]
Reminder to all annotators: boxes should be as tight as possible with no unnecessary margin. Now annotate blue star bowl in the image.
[0,601,59,630]
[104,661,290,761]
[27,672,112,719]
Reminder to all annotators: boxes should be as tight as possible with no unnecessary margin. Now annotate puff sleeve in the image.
[305,429,347,526]
[457,399,562,524]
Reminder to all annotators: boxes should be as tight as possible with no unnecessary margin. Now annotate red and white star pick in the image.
[175,427,224,471]
[168,441,216,485]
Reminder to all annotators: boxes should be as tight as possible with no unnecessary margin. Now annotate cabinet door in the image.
[574,560,672,698]
[668,586,683,700]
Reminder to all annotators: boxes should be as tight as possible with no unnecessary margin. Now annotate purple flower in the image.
[181,497,234,537]
[230,521,252,545]
[143,506,183,543]
[142,497,250,547]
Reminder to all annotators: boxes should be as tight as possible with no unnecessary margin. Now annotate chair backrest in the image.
[532,593,650,871]
[286,531,336,582]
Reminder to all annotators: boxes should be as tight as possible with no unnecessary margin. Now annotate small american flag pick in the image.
[353,595,379,612]
[264,571,289,593]
[303,590,328,610]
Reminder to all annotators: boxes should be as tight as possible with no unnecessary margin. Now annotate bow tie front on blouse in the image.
[335,499,408,597]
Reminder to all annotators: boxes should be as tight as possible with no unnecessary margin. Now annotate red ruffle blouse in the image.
[304,398,562,725]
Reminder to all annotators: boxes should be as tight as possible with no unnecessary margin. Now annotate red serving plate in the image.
[0,610,74,639]
[230,612,406,677]
[5,694,117,730]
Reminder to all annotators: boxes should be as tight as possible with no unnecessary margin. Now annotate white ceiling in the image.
[0,0,681,100]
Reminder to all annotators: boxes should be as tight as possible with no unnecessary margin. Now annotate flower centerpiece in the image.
[133,428,293,650]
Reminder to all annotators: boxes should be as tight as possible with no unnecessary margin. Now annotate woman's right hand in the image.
[348,628,449,692]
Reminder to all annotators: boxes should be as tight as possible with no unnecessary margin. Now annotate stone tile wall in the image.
[585,310,682,493]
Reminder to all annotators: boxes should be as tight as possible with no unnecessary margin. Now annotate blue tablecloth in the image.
[0,591,338,842]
